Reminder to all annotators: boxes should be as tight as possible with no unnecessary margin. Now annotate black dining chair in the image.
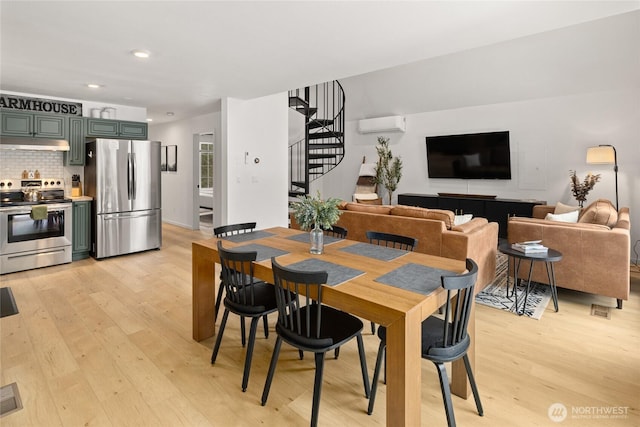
[211,240,277,392]
[365,230,418,334]
[214,222,268,345]
[261,257,371,427]
[367,259,484,427]
[322,224,347,239]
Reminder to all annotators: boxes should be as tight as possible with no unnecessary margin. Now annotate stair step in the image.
[291,181,306,189]
[309,143,343,150]
[308,119,334,130]
[308,164,324,170]
[309,153,338,160]
[289,96,308,109]
[309,131,343,140]
[289,190,306,198]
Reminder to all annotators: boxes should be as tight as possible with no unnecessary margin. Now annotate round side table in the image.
[498,243,562,316]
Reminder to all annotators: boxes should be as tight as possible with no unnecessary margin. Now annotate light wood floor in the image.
[1,223,639,426]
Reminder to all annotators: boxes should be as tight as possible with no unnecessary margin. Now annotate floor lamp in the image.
[586,144,618,210]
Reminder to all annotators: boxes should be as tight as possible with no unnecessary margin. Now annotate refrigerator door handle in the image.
[127,153,133,200]
[131,152,137,200]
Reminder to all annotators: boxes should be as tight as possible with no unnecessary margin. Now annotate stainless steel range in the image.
[0,178,72,274]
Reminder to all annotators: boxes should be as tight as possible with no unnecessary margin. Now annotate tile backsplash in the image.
[1,151,83,195]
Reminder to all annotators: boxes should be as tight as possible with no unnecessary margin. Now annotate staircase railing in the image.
[288,80,345,197]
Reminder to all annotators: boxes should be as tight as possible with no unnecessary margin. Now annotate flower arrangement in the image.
[569,170,601,207]
[291,191,342,231]
[373,136,403,205]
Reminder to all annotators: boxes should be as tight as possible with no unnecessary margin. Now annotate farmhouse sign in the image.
[0,93,82,116]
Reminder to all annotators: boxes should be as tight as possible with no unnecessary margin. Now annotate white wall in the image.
[149,112,221,228]
[220,93,289,229]
[321,11,640,259]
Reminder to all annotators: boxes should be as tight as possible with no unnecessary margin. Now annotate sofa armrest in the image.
[532,205,556,219]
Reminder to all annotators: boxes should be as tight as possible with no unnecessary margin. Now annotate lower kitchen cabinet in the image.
[72,200,91,260]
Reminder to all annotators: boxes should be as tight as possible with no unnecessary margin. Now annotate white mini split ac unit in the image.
[357,115,406,134]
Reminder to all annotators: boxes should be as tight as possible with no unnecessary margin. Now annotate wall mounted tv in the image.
[425,131,512,179]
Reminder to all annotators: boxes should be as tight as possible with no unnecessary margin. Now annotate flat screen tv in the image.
[425,131,512,179]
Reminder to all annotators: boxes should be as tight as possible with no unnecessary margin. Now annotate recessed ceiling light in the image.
[146,118,153,122]
[87,83,102,89]
[131,50,150,59]
[166,112,175,116]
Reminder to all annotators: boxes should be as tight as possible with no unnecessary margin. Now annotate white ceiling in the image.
[2,1,638,123]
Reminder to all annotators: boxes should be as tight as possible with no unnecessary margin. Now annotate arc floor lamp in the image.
[586,144,618,210]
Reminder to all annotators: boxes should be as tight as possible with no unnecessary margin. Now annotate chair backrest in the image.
[217,240,261,308]
[214,222,257,237]
[438,258,478,351]
[270,257,333,348]
[323,225,347,239]
[366,230,417,251]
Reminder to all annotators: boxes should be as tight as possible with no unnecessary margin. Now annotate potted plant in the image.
[373,136,403,205]
[291,191,342,254]
[569,170,601,207]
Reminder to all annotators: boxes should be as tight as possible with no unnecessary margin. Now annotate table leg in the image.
[520,260,535,316]
[385,308,422,426]
[545,261,559,312]
[192,243,217,341]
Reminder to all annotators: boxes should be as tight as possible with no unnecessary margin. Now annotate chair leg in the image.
[356,334,370,398]
[211,309,230,363]
[463,354,484,416]
[435,362,456,427]
[311,352,326,427]
[261,336,283,406]
[240,316,246,347]
[334,347,340,359]
[299,350,304,360]
[617,298,623,309]
[241,317,261,392]
[370,321,376,335]
[214,282,224,322]
[367,339,386,415]
[263,314,269,338]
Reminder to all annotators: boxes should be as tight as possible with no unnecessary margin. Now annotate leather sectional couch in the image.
[291,202,499,291]
[508,199,630,308]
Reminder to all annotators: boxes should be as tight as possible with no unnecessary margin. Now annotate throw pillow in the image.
[578,199,618,228]
[545,210,580,223]
[554,201,581,215]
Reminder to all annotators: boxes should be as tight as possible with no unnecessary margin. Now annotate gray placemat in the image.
[339,242,407,261]
[233,243,288,262]
[286,232,343,245]
[222,230,274,243]
[375,264,456,295]
[286,259,364,286]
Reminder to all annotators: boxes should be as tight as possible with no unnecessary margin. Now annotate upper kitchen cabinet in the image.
[0,110,68,139]
[65,116,85,166]
[85,118,148,140]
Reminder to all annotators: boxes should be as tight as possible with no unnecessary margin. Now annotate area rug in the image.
[475,254,551,320]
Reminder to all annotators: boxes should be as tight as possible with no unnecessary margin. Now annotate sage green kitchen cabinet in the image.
[72,200,91,261]
[65,117,85,165]
[0,110,68,139]
[85,118,148,140]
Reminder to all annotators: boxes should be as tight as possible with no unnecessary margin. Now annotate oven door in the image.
[0,203,72,259]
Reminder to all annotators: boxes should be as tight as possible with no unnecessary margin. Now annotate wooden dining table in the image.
[192,227,476,427]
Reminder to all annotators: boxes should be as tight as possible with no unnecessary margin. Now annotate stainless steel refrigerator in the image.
[84,138,162,259]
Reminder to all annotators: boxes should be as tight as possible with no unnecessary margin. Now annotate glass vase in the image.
[310,225,324,255]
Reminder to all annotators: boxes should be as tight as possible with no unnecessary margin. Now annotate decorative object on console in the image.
[373,136,402,205]
[290,191,342,255]
[569,170,600,208]
[586,144,618,210]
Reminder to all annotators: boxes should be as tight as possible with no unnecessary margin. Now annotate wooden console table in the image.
[398,193,545,237]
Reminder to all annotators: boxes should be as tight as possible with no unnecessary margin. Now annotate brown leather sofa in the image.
[291,203,499,291]
[507,200,630,308]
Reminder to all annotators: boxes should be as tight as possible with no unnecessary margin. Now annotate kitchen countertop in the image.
[70,196,93,201]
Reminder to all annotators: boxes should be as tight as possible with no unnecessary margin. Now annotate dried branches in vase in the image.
[569,170,600,207]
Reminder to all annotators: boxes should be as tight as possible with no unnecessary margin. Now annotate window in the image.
[200,142,214,189]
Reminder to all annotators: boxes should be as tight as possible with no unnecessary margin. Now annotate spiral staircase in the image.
[288,81,345,198]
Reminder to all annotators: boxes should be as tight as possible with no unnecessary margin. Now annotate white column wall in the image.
[220,93,289,229]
